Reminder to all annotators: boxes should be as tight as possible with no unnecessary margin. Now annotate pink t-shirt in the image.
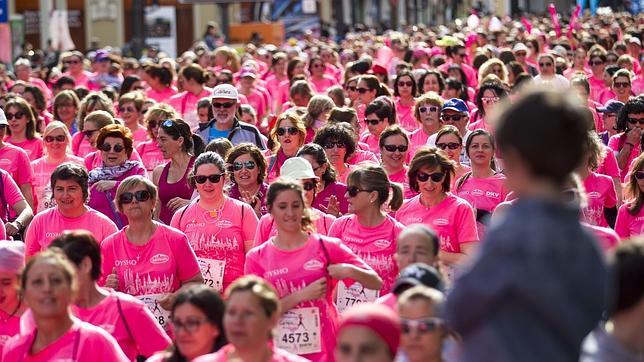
[1,319,128,362]
[313,182,349,215]
[242,89,268,120]
[126,126,148,148]
[328,214,404,294]
[72,290,170,360]
[0,309,21,355]
[387,167,415,199]
[596,147,620,179]
[71,132,94,158]
[170,198,258,292]
[5,137,43,161]
[146,87,178,103]
[395,194,479,253]
[581,172,617,227]
[408,128,431,157]
[0,170,25,222]
[395,98,416,132]
[608,134,640,181]
[347,146,379,166]
[31,155,84,213]
[62,70,92,89]
[0,143,33,186]
[100,222,201,296]
[455,173,509,238]
[359,133,381,158]
[588,75,608,103]
[167,88,212,131]
[254,208,336,246]
[25,206,118,256]
[194,344,309,362]
[583,223,619,251]
[136,140,166,174]
[245,234,372,362]
[374,292,398,312]
[310,75,339,94]
[615,202,644,240]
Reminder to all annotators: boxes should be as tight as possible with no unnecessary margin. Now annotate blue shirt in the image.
[207,126,231,143]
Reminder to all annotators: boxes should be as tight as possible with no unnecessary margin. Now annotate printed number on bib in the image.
[198,258,225,292]
[138,293,172,329]
[336,282,380,313]
[274,307,322,355]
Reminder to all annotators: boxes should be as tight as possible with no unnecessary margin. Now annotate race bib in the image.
[336,282,380,314]
[138,293,172,330]
[274,307,322,355]
[198,258,225,292]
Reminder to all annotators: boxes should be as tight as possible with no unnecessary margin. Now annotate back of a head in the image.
[611,237,644,316]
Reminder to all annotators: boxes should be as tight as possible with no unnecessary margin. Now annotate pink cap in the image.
[0,240,25,273]
[338,303,401,356]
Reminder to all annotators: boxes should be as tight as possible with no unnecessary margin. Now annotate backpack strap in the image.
[117,295,142,357]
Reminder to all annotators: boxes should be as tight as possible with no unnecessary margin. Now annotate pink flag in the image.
[548,4,561,38]
[567,5,581,38]
[521,16,533,34]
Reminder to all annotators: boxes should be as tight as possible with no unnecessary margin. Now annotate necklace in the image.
[0,299,22,323]
[201,199,226,223]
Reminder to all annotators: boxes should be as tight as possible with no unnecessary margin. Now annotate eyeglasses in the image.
[345,85,357,92]
[614,82,631,89]
[302,180,318,191]
[119,190,151,204]
[419,106,439,113]
[232,160,256,171]
[212,102,236,109]
[635,171,644,180]
[397,81,413,87]
[118,106,136,113]
[83,129,99,138]
[627,118,644,125]
[364,117,383,126]
[312,63,325,68]
[356,87,371,94]
[416,171,444,183]
[5,111,24,120]
[401,318,445,334]
[481,96,500,104]
[347,185,373,197]
[99,143,125,153]
[44,135,66,143]
[589,60,604,66]
[436,142,461,150]
[441,114,465,122]
[194,173,225,184]
[539,62,553,67]
[324,141,345,149]
[171,318,208,334]
[276,127,299,136]
[383,144,408,152]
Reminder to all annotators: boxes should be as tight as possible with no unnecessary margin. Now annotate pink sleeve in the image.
[243,249,264,275]
[24,213,43,256]
[83,326,129,361]
[615,204,631,239]
[171,232,201,282]
[3,172,25,206]
[121,297,171,356]
[15,151,33,186]
[169,206,184,229]
[599,150,620,179]
[604,179,618,208]
[324,237,371,270]
[241,203,258,242]
[608,136,620,152]
[253,215,272,247]
[456,203,479,243]
[99,236,116,287]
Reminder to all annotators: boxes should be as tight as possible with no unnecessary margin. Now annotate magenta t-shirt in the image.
[313,181,349,215]
[245,234,372,362]
[583,223,619,252]
[310,76,338,94]
[395,193,479,253]
[170,198,258,292]
[359,132,381,158]
[409,128,431,156]
[0,310,20,355]
[581,172,617,227]
[31,155,84,213]
[136,140,166,174]
[615,202,644,240]
[146,87,178,103]
[5,137,43,161]
[596,148,620,179]
[254,208,336,246]
[72,132,94,157]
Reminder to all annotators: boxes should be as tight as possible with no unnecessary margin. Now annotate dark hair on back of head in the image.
[49,230,102,281]
[610,237,644,315]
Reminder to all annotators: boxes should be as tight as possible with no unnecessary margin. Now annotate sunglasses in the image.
[119,106,136,113]
[212,102,236,109]
[436,142,461,150]
[194,173,225,184]
[5,111,24,120]
[302,180,318,191]
[635,171,644,180]
[345,85,357,92]
[119,190,151,204]
[63,59,81,64]
[383,144,408,152]
[589,60,604,66]
[481,96,500,104]
[614,82,631,89]
[627,118,644,125]
[276,127,299,136]
[160,119,176,129]
[419,106,439,113]
[312,63,325,68]
[364,117,383,126]
[441,114,464,122]
[398,81,413,87]
[401,318,445,334]
[99,143,125,153]
[356,87,371,94]
[44,135,66,143]
[417,171,444,183]
[83,129,99,138]
[347,185,373,197]
[324,141,345,149]
[232,160,256,171]
[539,62,553,67]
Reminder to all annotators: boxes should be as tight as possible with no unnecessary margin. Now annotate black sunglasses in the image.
[211,102,236,109]
[277,127,299,136]
[589,60,604,66]
[83,129,99,138]
[100,143,125,153]
[419,106,439,113]
[441,114,465,122]
[383,144,408,152]
[44,135,66,143]
[194,173,225,184]
[364,118,383,126]
[119,190,151,204]
[635,171,644,180]
[627,118,644,125]
[356,87,371,94]
[416,171,444,183]
[345,85,357,92]
[347,185,373,197]
[436,142,460,150]
[5,111,24,120]
[323,141,345,149]
[397,81,413,87]
[302,180,318,191]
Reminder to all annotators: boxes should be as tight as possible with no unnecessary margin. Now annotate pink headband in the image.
[338,303,401,356]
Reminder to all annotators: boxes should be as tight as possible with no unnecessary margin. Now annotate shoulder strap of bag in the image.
[117,295,143,357]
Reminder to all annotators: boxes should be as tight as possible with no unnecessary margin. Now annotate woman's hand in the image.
[240,190,262,215]
[94,180,117,192]
[159,293,176,311]
[320,195,342,217]
[104,267,119,290]
[297,277,327,302]
[167,197,190,212]
[626,127,641,145]
[327,263,356,280]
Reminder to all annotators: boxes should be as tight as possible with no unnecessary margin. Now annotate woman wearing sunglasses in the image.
[4,97,43,161]
[136,104,176,175]
[153,118,205,225]
[117,91,148,147]
[344,76,360,110]
[30,121,84,212]
[409,93,443,156]
[314,123,357,184]
[600,69,634,105]
[533,53,570,89]
[255,157,336,244]
[355,75,388,131]
[266,113,306,183]
[329,165,404,311]
[297,143,349,216]
[226,143,269,217]
[101,176,203,333]
[394,70,418,132]
[455,130,508,239]
[467,80,507,132]
[380,126,414,199]
[396,148,478,281]
[88,124,146,228]
[171,152,258,293]
[72,91,114,158]
[309,56,339,94]
[435,126,470,189]
[609,97,644,180]
[616,154,644,239]
[360,97,397,157]
[245,179,381,361]
[397,286,449,362]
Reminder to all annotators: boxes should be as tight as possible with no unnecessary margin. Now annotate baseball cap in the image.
[371,63,388,75]
[392,263,445,295]
[442,98,469,113]
[95,50,110,62]
[211,84,239,101]
[0,108,7,126]
[280,157,318,180]
[629,37,641,47]
[239,67,257,79]
[513,42,528,53]
[596,100,625,114]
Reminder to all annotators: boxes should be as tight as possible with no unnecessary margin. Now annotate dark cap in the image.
[442,98,469,114]
[392,263,444,295]
[597,100,625,114]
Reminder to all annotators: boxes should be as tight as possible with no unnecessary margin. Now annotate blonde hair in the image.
[43,121,74,154]
[115,175,158,213]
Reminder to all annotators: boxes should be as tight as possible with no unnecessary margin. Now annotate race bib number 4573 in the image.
[274,307,322,355]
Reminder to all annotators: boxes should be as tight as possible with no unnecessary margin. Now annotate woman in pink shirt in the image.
[50,230,171,360]
[194,276,309,362]
[309,56,339,94]
[265,53,288,108]
[139,285,226,362]
[0,241,26,355]
[599,69,635,105]
[117,91,148,147]
[4,97,43,161]
[266,113,306,183]
[171,152,258,292]
[313,123,357,185]
[31,121,84,212]
[326,108,379,167]
[328,165,404,308]
[2,249,128,361]
[101,175,203,332]
[145,65,178,103]
[72,92,115,157]
[455,130,508,239]
[609,97,644,181]
[379,126,414,199]
[245,179,381,361]
[393,70,418,132]
[408,93,443,156]
[467,81,507,132]
[168,64,212,130]
[616,154,644,239]
[238,68,268,121]
[23,85,53,132]
[136,104,175,175]
[303,95,335,143]
[435,126,470,189]
[587,51,608,103]
[226,144,269,217]
[395,148,479,280]
[298,143,349,216]
[360,97,397,157]
[52,90,81,134]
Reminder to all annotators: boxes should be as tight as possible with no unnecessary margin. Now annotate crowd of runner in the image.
[0,9,642,362]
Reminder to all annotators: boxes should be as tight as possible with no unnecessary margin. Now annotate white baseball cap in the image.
[0,108,7,126]
[513,42,528,53]
[211,84,239,101]
[280,157,319,180]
